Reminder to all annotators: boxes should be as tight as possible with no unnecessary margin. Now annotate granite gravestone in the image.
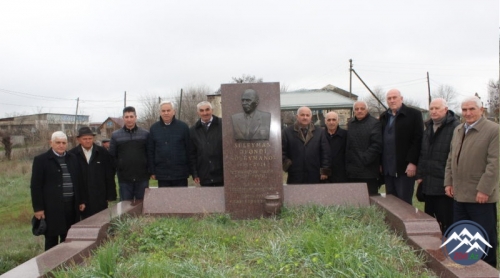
[221,82,283,219]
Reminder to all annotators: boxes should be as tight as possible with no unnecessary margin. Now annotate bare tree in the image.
[138,94,161,130]
[280,83,289,93]
[176,85,212,126]
[363,86,387,117]
[432,84,459,111]
[232,74,263,84]
[487,79,499,121]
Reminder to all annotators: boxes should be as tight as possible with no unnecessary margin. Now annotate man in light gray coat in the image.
[445,96,499,267]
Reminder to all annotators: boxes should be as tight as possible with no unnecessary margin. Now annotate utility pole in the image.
[349,59,353,98]
[427,72,431,107]
[178,88,183,120]
[124,91,127,107]
[350,64,386,110]
[74,97,80,135]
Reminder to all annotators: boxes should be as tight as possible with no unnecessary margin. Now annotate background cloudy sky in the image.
[0,0,498,122]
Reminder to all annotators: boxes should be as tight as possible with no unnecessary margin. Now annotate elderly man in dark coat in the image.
[346,101,383,195]
[324,111,347,183]
[190,101,224,186]
[380,89,424,204]
[416,98,459,234]
[31,131,86,250]
[148,101,190,187]
[282,106,331,184]
[70,126,117,219]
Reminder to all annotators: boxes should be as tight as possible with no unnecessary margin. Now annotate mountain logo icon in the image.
[440,220,491,266]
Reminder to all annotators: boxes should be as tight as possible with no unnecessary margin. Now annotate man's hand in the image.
[79,204,85,211]
[405,163,417,177]
[476,191,489,204]
[320,174,328,181]
[445,185,454,198]
[34,210,45,220]
[193,177,200,184]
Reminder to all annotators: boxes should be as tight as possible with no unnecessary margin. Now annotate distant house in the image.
[280,85,358,128]
[89,122,101,134]
[99,117,124,138]
[0,113,89,136]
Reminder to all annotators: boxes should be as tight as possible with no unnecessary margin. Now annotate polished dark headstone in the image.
[221,82,283,219]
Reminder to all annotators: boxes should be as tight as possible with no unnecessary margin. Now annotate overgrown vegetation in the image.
[0,159,43,274]
[53,206,435,277]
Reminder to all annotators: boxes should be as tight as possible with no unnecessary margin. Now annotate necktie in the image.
[202,121,211,131]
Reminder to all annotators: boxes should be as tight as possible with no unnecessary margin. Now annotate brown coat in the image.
[444,117,499,203]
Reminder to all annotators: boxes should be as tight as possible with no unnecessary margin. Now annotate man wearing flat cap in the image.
[101,139,110,150]
[70,126,117,219]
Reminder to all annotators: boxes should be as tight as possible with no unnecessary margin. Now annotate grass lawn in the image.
[53,206,436,277]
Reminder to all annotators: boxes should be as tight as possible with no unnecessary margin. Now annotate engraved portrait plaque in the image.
[221,82,283,219]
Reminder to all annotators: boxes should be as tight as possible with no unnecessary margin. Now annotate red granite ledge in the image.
[284,183,370,207]
[1,241,95,278]
[369,194,442,238]
[408,235,499,278]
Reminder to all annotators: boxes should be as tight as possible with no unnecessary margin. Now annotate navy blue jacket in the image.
[148,116,190,180]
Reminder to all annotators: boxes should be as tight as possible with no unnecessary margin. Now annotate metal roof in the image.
[280,89,356,110]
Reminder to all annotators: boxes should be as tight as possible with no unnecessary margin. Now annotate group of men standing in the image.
[30,100,224,250]
[30,88,498,267]
[282,89,498,267]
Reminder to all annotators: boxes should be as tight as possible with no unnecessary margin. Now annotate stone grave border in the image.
[2,191,498,277]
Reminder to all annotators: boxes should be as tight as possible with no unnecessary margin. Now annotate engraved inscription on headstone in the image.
[221,82,283,219]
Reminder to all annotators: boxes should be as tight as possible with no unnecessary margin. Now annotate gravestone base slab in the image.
[284,183,370,207]
[143,187,225,216]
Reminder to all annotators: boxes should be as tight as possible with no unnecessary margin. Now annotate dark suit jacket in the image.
[69,144,117,219]
[380,103,424,176]
[30,149,85,236]
[231,109,271,140]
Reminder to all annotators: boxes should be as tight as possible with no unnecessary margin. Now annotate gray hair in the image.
[197,101,212,110]
[51,131,67,141]
[353,101,369,110]
[461,96,483,108]
[297,106,311,115]
[159,101,176,111]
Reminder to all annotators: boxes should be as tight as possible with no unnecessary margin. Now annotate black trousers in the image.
[454,201,497,267]
[158,179,188,187]
[348,178,379,196]
[44,200,76,251]
[424,195,454,235]
[384,174,415,205]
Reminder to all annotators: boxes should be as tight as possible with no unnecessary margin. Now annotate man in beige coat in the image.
[444,96,499,267]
